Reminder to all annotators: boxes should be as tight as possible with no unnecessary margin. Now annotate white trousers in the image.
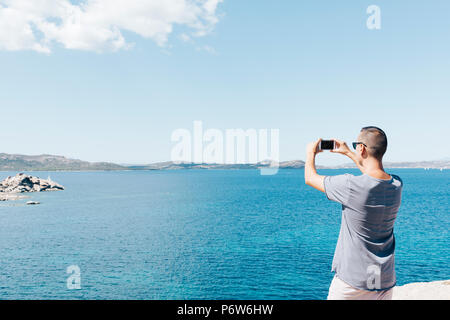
[327,275,393,300]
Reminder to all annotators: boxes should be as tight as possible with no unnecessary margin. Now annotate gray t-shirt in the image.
[324,173,403,291]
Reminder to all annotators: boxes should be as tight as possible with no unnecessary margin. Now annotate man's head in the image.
[354,126,388,162]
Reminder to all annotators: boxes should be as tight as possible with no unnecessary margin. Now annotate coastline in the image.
[1,153,449,171]
[0,193,29,201]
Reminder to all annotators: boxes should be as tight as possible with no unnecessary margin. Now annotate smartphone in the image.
[319,140,335,150]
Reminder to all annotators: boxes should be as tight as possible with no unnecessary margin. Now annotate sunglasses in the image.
[352,142,367,150]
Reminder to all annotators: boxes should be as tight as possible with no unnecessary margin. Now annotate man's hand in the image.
[331,139,365,173]
[306,138,323,157]
[330,139,351,156]
[305,138,325,193]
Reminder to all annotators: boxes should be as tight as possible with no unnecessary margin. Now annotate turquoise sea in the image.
[0,169,448,299]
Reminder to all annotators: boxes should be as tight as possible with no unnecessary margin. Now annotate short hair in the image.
[360,126,388,160]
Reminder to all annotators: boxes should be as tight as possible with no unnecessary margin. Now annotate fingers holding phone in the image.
[306,138,323,156]
[331,139,351,155]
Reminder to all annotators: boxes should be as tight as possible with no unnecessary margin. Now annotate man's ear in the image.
[361,145,368,159]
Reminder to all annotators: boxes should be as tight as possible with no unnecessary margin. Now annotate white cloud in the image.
[0,0,223,53]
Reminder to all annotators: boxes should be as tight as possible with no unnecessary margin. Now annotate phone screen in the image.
[320,140,335,150]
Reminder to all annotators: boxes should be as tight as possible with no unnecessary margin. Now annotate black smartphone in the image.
[319,140,335,150]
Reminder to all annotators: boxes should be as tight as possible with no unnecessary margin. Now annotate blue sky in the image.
[0,0,449,165]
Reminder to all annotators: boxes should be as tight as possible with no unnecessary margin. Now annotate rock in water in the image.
[0,173,64,194]
[26,201,41,205]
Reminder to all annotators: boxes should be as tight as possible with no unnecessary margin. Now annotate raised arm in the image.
[331,139,365,173]
[304,139,325,193]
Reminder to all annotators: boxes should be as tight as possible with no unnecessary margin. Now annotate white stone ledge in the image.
[392,280,450,300]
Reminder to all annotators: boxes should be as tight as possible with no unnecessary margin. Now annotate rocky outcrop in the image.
[0,173,64,194]
[393,280,450,300]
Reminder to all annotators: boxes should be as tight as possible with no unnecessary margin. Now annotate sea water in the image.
[0,169,448,299]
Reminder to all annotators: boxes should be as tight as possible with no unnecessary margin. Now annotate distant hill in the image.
[0,154,306,171]
[329,160,450,169]
[0,153,125,171]
[0,153,448,171]
[127,160,306,170]
[132,159,450,170]
[384,160,450,169]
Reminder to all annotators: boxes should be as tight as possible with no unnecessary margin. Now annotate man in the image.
[304,126,403,300]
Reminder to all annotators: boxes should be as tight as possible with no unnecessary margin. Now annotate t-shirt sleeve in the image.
[323,174,351,205]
